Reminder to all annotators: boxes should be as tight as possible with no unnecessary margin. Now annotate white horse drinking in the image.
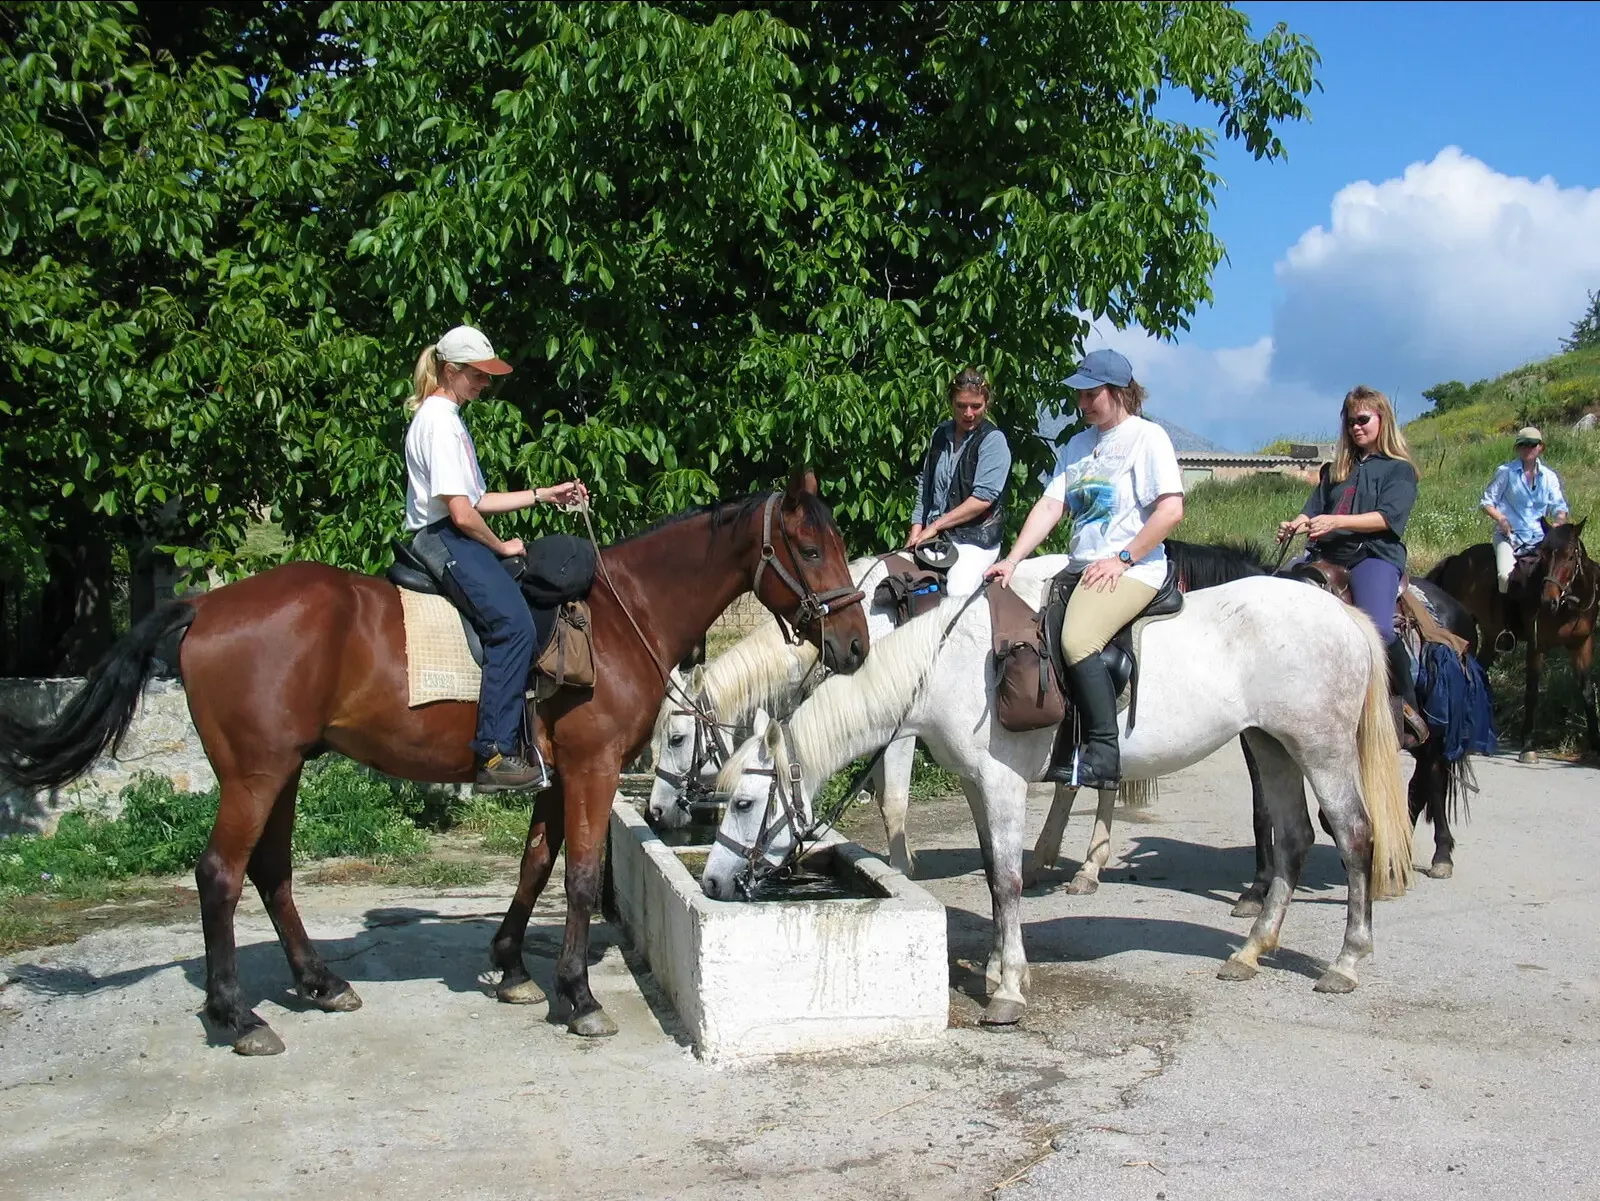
[701,576,1412,1023]
[646,554,1081,874]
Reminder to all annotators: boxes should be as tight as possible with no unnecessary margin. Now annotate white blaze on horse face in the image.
[700,723,798,900]
[646,708,701,827]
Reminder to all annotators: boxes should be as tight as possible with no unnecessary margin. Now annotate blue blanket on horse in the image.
[1416,642,1498,762]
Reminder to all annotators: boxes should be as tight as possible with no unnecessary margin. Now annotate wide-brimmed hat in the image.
[1064,348,1134,390]
[437,325,512,375]
[1514,426,1544,446]
[912,537,959,573]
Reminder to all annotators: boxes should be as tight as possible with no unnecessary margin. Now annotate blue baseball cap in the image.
[1065,348,1134,390]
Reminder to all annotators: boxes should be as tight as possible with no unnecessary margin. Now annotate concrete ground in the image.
[2,748,1597,1200]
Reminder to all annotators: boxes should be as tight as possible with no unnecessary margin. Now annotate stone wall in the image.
[0,678,214,835]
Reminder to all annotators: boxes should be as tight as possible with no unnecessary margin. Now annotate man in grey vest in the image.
[907,366,1012,594]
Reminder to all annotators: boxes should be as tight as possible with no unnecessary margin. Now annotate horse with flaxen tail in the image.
[0,473,870,1055]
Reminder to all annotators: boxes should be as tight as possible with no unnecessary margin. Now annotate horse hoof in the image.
[497,977,547,1006]
[1519,750,1539,765]
[1230,896,1264,919]
[304,984,363,1013]
[1426,861,1454,880]
[979,998,1025,1027]
[568,1008,618,1038]
[1216,956,1258,983]
[233,1025,286,1057]
[1064,874,1099,896]
[1314,968,1359,994]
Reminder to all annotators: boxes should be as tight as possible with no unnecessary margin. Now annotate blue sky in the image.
[1092,1,1600,449]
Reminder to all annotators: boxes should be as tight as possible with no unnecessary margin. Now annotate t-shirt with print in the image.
[403,394,487,531]
[1042,415,1185,589]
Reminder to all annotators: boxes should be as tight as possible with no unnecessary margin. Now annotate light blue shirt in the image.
[1480,459,1568,548]
[910,421,1012,526]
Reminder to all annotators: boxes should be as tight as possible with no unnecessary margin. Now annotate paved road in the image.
[2,749,1596,1200]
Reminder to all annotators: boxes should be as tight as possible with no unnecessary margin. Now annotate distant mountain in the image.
[1147,415,1235,454]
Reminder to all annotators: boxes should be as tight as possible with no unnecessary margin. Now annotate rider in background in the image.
[1480,425,1569,594]
[403,325,588,792]
[1278,385,1426,746]
[985,349,1184,788]
[906,367,1012,595]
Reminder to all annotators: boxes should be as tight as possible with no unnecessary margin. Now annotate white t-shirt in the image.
[1042,415,1184,589]
[403,394,487,531]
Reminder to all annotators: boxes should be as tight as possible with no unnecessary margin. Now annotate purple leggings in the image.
[1349,557,1401,645]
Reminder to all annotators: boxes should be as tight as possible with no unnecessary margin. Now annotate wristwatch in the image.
[1117,549,1134,566]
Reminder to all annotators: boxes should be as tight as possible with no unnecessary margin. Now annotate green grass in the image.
[450,795,535,855]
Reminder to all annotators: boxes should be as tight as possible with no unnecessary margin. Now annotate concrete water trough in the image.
[607,797,948,1061]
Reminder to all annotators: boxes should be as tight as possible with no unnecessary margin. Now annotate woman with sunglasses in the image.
[403,325,589,792]
[1278,385,1426,745]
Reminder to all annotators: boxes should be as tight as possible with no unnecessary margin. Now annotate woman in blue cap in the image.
[986,349,1185,788]
[403,325,589,791]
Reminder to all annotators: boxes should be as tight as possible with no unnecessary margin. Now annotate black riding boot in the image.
[1385,637,1429,748]
[1043,654,1122,789]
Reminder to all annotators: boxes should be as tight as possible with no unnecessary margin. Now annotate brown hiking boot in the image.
[474,751,552,794]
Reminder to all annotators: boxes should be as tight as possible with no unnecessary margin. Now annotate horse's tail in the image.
[0,601,198,792]
[1347,606,1413,899]
[1118,778,1158,809]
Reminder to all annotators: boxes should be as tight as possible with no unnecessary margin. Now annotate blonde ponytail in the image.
[407,344,441,414]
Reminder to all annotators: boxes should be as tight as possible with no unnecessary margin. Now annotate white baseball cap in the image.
[436,325,512,375]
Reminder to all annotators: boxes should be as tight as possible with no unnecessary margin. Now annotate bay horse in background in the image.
[0,474,870,1055]
[1428,519,1599,763]
[1025,540,1487,902]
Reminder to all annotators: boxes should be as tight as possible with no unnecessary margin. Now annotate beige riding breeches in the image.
[1062,576,1159,664]
[1492,536,1516,594]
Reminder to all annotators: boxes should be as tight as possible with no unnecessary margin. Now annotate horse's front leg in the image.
[1520,644,1546,763]
[1065,787,1117,895]
[552,770,621,1037]
[1574,634,1600,755]
[875,734,917,877]
[492,785,565,1005]
[963,776,1029,1026]
[1411,744,1455,879]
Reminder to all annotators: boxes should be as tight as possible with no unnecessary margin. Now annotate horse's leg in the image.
[552,770,621,1037]
[963,783,1003,995]
[963,773,1029,1026]
[1219,732,1313,983]
[491,785,565,1005]
[1023,783,1077,887]
[1519,642,1545,763]
[246,766,361,1013]
[1411,743,1454,879]
[1296,746,1377,994]
[195,762,301,1055]
[1575,634,1600,755]
[876,734,917,877]
[1065,786,1117,895]
[1233,734,1273,918]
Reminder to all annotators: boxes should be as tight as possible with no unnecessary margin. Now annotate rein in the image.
[729,583,989,898]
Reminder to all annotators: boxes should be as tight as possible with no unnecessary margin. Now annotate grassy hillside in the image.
[1183,346,1600,753]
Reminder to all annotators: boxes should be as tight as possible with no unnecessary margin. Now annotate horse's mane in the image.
[715,605,948,792]
[701,620,817,721]
[612,490,837,548]
[1166,538,1272,590]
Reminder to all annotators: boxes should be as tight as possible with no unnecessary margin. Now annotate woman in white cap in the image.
[403,325,588,791]
[1480,426,1569,594]
[985,349,1185,788]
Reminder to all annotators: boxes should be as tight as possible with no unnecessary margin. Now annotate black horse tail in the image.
[0,601,198,792]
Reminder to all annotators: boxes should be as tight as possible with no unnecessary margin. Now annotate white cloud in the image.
[1078,149,1600,451]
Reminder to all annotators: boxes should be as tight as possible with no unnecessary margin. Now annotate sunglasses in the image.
[1346,413,1376,429]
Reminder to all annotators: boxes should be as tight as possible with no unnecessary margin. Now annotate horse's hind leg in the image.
[195,762,300,1055]
[491,785,565,1006]
[1299,752,1377,994]
[1065,787,1117,895]
[875,734,917,876]
[1411,743,1454,879]
[1574,634,1600,755]
[1024,783,1078,887]
[1233,734,1274,918]
[1219,732,1313,983]
[247,767,361,1013]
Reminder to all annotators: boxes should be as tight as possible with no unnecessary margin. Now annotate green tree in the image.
[1561,288,1600,353]
[2,1,1319,669]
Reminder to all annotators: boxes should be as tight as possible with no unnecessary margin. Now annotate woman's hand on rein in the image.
[542,480,589,508]
[984,559,1016,589]
[1081,557,1127,592]
[1277,515,1308,542]
[1304,514,1342,539]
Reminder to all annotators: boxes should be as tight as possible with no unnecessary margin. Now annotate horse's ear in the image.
[786,467,819,497]
[763,717,783,751]
[1541,515,1552,536]
[689,664,706,695]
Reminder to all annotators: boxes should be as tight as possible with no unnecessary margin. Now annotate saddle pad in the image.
[398,586,481,706]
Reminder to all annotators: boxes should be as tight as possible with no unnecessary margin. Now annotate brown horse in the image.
[0,475,870,1054]
[1428,519,1599,762]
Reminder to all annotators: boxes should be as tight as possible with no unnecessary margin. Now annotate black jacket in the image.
[1300,453,1418,573]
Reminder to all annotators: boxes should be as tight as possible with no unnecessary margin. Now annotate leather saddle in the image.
[387,535,522,665]
[1042,559,1184,733]
[874,550,950,626]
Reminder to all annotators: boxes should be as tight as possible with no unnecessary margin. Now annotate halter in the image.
[653,694,738,815]
[750,493,865,647]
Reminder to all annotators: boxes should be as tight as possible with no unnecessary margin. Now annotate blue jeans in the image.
[438,527,537,758]
[1349,557,1401,646]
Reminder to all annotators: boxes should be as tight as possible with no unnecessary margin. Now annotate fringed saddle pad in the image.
[398,587,480,706]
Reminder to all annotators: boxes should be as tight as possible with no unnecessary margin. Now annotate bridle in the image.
[653,694,737,816]
[750,492,865,649]
[1539,540,1594,613]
